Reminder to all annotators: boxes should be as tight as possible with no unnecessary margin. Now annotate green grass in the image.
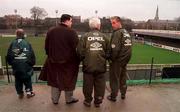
[26,37,47,65]
[0,37,180,66]
[130,43,180,64]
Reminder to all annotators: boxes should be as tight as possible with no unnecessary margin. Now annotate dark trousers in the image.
[109,62,127,98]
[15,74,33,95]
[83,73,105,104]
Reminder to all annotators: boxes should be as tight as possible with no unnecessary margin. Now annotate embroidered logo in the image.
[124,39,132,46]
[93,32,99,36]
[90,42,103,50]
[111,44,116,48]
[88,36,104,41]
[123,33,130,38]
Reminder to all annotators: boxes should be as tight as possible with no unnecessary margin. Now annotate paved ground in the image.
[0,84,180,112]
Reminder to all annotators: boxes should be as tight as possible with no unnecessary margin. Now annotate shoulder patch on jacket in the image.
[122,30,132,46]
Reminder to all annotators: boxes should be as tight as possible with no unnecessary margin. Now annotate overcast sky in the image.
[0,0,180,21]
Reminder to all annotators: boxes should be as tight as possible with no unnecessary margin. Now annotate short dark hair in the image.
[60,14,72,22]
[111,16,121,22]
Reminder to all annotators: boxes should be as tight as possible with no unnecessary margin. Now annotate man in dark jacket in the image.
[107,16,132,102]
[77,17,110,107]
[43,14,79,104]
[7,29,36,99]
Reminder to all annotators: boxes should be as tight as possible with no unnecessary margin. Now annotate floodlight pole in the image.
[14,9,17,29]
[55,10,58,26]
[95,10,98,17]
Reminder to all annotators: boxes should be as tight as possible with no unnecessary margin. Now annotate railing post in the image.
[5,56,10,83]
[149,57,154,85]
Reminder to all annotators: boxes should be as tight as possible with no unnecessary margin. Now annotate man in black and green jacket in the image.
[77,17,110,107]
[7,29,36,99]
[107,16,132,102]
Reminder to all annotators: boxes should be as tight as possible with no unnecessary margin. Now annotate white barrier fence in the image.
[1,34,27,38]
[144,41,180,53]
[1,35,16,37]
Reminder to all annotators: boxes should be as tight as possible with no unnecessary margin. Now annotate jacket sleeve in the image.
[104,35,111,60]
[69,30,79,49]
[116,31,124,59]
[6,43,14,65]
[45,31,50,55]
[111,31,123,61]
[29,44,36,66]
[77,36,86,61]
[26,43,36,66]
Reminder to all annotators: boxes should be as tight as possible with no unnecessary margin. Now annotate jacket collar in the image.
[16,37,24,39]
[90,28,99,31]
[113,28,122,32]
[59,23,68,27]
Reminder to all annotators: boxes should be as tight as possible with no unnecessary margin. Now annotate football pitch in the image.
[0,37,180,66]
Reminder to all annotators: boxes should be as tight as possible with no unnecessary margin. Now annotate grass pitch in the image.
[130,43,180,64]
[0,37,180,66]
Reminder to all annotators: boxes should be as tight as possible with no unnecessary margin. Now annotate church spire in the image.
[154,5,159,20]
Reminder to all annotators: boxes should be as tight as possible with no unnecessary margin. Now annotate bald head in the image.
[16,29,25,38]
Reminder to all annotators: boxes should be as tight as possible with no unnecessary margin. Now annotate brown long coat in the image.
[40,24,79,91]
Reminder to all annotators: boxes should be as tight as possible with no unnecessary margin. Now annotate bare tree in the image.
[30,6,48,25]
[30,6,48,36]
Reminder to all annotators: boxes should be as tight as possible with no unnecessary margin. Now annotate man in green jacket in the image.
[77,17,110,107]
[107,16,132,102]
[7,29,36,99]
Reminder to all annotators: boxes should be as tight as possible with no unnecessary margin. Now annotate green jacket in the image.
[77,30,110,73]
[7,38,36,76]
[110,28,132,66]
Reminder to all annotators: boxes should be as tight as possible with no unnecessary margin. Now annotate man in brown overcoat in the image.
[41,14,79,104]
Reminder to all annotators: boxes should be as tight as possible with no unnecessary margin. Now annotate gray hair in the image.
[89,17,101,29]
